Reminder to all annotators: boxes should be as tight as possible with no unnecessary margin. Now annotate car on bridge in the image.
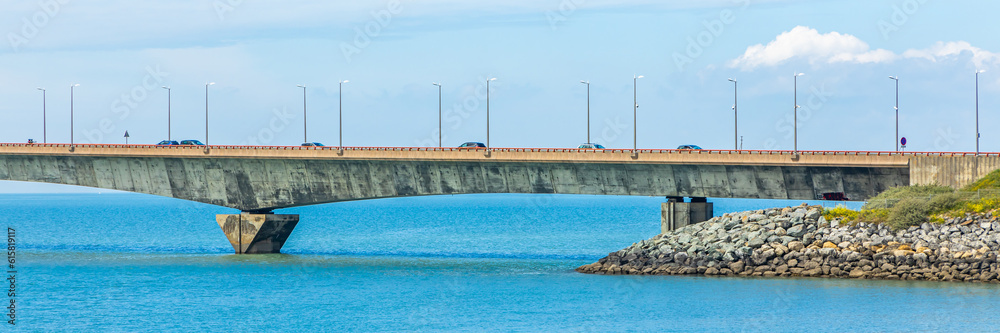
[156,140,180,146]
[180,140,205,146]
[458,142,486,148]
[578,143,606,149]
[677,145,702,150]
[301,142,325,147]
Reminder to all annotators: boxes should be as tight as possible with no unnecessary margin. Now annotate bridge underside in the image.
[0,154,910,253]
[0,155,909,211]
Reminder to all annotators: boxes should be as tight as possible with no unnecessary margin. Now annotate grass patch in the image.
[862,185,955,210]
[964,169,1000,191]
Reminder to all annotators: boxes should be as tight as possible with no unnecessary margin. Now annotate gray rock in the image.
[753,249,776,265]
[787,225,807,238]
[673,252,689,264]
[818,248,838,257]
[748,237,766,248]
[677,233,692,244]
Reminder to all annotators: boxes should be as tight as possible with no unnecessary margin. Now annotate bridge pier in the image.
[216,213,300,254]
[661,197,713,233]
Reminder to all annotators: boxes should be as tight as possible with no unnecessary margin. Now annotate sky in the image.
[1,0,998,192]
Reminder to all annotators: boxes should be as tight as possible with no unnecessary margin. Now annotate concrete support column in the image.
[661,199,713,234]
[216,213,300,254]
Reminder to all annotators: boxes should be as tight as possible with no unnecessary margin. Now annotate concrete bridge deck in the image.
[1,143,997,253]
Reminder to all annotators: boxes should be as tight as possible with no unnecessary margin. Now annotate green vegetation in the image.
[824,171,1000,230]
[964,168,1000,191]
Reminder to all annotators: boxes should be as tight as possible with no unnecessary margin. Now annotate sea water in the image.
[2,193,998,332]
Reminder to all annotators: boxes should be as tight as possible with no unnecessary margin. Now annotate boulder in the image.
[787,225,807,238]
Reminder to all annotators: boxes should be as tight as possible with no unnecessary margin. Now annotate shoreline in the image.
[577,204,1000,283]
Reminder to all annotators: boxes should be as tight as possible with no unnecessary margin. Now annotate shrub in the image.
[926,193,965,213]
[961,197,1000,214]
[886,198,929,230]
[823,205,859,222]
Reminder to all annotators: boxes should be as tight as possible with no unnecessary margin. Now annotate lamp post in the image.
[37,88,46,143]
[976,70,986,155]
[633,75,643,156]
[297,85,308,143]
[487,77,496,150]
[728,78,738,150]
[581,80,591,144]
[339,80,349,152]
[70,84,79,146]
[889,76,899,152]
[161,86,171,141]
[205,82,214,145]
[794,73,804,153]
[433,83,442,148]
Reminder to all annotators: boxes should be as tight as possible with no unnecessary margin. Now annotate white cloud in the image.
[729,26,1000,70]
[902,41,1000,69]
[728,26,896,70]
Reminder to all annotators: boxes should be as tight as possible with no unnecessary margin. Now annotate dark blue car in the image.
[180,140,205,146]
[458,142,486,148]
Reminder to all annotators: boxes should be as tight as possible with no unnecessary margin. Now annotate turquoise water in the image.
[3,193,999,331]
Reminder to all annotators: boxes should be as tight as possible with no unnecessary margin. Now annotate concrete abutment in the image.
[216,213,299,254]
[661,198,713,233]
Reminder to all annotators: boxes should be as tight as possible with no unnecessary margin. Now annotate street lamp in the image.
[297,85,308,143]
[487,77,496,150]
[433,83,442,148]
[728,78,738,150]
[161,86,171,141]
[633,75,644,157]
[794,73,804,153]
[37,88,46,143]
[205,82,214,145]
[976,70,986,155]
[339,80,349,152]
[889,76,899,152]
[70,84,79,147]
[581,80,591,144]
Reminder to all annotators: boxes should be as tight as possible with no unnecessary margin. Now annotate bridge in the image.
[1,143,997,254]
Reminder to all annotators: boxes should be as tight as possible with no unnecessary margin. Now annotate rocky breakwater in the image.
[577,204,1000,283]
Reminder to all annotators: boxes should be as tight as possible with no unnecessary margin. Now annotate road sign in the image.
[901,137,907,146]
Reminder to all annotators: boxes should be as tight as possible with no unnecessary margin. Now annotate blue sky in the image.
[1,0,998,192]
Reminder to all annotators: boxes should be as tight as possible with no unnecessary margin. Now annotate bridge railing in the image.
[0,143,997,157]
